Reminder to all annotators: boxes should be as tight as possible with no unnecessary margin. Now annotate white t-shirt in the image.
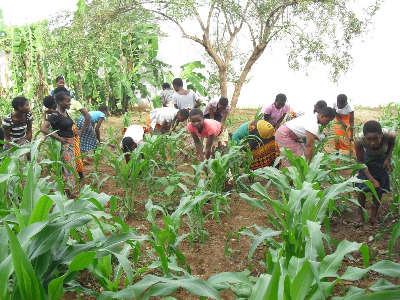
[122,125,144,145]
[333,102,355,115]
[286,114,319,139]
[149,107,178,129]
[172,90,199,110]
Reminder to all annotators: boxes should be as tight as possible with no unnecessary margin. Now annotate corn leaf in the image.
[4,222,46,300]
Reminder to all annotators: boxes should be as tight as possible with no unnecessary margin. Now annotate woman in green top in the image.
[232,119,280,170]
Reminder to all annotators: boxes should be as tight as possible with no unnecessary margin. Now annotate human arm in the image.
[383,132,397,172]
[193,135,204,159]
[334,111,346,128]
[221,112,228,126]
[349,111,355,142]
[40,121,67,144]
[274,114,286,129]
[161,95,167,107]
[209,109,215,120]
[194,99,202,108]
[355,140,380,189]
[75,108,91,135]
[191,132,205,161]
[264,114,271,122]
[26,122,32,142]
[95,118,104,142]
[204,134,215,160]
[3,128,12,149]
[160,120,170,134]
[304,131,317,163]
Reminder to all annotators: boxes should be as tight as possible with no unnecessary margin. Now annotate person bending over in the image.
[354,120,396,226]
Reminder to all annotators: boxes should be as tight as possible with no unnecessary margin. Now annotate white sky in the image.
[1,0,399,110]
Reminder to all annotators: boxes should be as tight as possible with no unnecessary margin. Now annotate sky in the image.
[1,0,399,111]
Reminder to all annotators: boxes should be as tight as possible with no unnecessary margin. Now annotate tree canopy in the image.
[120,0,382,114]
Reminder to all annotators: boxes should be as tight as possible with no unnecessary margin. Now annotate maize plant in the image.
[211,235,400,299]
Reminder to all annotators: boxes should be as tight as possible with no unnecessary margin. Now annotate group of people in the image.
[0,76,396,226]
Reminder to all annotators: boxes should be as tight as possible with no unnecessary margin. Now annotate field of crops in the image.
[1,106,400,300]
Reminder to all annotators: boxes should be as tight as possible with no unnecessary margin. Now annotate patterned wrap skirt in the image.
[62,137,76,189]
[275,124,305,167]
[247,120,280,170]
[334,114,352,151]
[355,152,390,195]
[76,116,98,153]
[72,124,84,172]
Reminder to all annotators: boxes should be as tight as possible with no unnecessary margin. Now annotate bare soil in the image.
[62,107,400,299]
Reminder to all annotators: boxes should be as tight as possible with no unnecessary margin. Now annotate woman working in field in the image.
[53,86,91,182]
[354,120,396,226]
[76,105,108,159]
[121,124,150,164]
[275,107,335,166]
[187,108,229,161]
[2,97,33,154]
[41,92,78,198]
[232,120,280,170]
[333,94,355,153]
[146,107,189,134]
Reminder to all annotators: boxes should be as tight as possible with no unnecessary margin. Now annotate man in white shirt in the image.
[171,78,202,110]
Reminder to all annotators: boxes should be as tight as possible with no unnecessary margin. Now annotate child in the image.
[354,121,396,226]
[333,94,354,152]
[146,107,189,134]
[187,108,228,161]
[121,125,149,164]
[203,97,231,126]
[314,100,327,114]
[40,92,77,198]
[53,86,91,182]
[43,95,57,120]
[50,76,75,98]
[172,78,202,110]
[2,97,34,154]
[77,105,108,155]
[275,107,335,166]
[261,93,290,129]
[160,83,175,107]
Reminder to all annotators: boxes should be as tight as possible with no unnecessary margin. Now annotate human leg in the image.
[370,193,382,225]
[357,192,366,223]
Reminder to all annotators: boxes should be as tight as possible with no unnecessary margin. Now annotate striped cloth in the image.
[1,112,34,142]
[72,124,84,172]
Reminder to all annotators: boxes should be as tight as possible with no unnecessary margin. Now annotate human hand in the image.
[59,137,67,144]
[383,159,392,173]
[371,179,381,190]
[74,129,82,136]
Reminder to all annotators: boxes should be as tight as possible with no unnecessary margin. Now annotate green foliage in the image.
[180,61,209,97]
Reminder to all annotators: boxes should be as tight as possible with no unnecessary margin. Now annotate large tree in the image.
[116,0,382,114]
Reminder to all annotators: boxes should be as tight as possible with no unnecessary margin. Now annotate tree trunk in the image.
[218,65,228,98]
[229,44,266,115]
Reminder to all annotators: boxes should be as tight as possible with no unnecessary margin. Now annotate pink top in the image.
[187,119,221,138]
[261,103,290,126]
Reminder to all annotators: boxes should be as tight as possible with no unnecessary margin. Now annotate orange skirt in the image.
[145,115,161,130]
[334,114,352,151]
[72,124,84,172]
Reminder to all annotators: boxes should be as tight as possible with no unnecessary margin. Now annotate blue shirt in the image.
[50,89,75,98]
[89,111,106,122]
